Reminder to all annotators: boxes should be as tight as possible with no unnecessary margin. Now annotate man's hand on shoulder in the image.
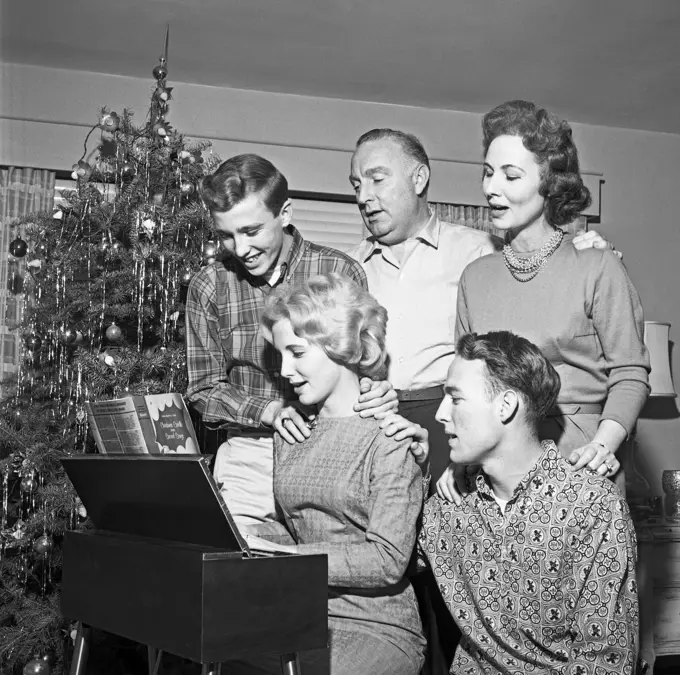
[354,378,399,417]
[263,400,316,444]
[377,413,429,467]
[573,228,622,259]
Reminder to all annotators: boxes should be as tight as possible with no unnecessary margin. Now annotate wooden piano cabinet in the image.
[62,530,328,664]
[637,524,680,674]
[59,455,329,675]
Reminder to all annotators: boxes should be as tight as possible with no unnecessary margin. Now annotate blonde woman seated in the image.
[250,272,426,675]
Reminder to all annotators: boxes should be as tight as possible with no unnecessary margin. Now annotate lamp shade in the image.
[644,321,676,397]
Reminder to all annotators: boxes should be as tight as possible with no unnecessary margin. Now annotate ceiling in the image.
[2,0,680,134]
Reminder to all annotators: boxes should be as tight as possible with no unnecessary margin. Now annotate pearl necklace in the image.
[503,228,564,282]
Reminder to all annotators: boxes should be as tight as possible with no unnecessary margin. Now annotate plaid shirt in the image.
[419,442,639,675]
[185,225,367,430]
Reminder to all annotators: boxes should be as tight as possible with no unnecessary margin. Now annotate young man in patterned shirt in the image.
[418,330,639,674]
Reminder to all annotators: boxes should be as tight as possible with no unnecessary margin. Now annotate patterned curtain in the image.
[430,202,588,238]
[0,168,56,384]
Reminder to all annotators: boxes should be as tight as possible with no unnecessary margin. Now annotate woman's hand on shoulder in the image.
[377,413,429,467]
[436,463,473,505]
[354,377,399,417]
[568,441,620,477]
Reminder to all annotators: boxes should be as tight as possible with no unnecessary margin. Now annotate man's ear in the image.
[412,163,430,197]
[279,198,293,227]
[499,390,520,424]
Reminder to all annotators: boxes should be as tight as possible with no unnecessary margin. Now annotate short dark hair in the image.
[199,153,288,216]
[456,331,560,428]
[482,100,591,227]
[355,128,430,195]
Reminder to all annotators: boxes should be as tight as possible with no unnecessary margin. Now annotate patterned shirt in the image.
[418,442,639,675]
[185,225,367,429]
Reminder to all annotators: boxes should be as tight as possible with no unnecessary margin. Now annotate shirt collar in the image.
[474,440,561,502]
[360,211,440,263]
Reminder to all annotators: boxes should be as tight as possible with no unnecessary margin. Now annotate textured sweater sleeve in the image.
[294,435,424,588]
[454,267,473,344]
[591,252,650,434]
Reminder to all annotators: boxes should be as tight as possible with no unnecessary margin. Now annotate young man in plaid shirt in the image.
[186,153,398,534]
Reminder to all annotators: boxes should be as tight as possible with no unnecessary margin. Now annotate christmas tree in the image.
[0,35,219,675]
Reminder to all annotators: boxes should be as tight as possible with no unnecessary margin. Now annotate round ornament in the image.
[202,241,218,260]
[33,534,54,555]
[105,323,122,342]
[20,476,37,492]
[41,651,57,667]
[180,268,193,285]
[23,658,51,675]
[180,181,195,195]
[9,238,28,258]
[72,160,93,181]
[153,123,168,138]
[153,64,168,80]
[25,334,43,351]
[59,328,77,346]
[100,111,120,132]
[120,162,136,180]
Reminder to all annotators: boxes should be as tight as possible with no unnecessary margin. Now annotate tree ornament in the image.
[155,85,173,102]
[27,259,42,269]
[120,161,137,180]
[25,334,43,351]
[52,209,63,220]
[33,534,54,555]
[59,327,77,345]
[20,476,37,492]
[71,160,93,181]
[180,268,193,285]
[23,658,51,675]
[180,181,195,195]
[202,240,218,262]
[73,331,85,347]
[105,323,122,342]
[153,122,168,138]
[99,111,121,132]
[98,236,110,253]
[9,238,28,258]
[35,241,49,257]
[40,651,57,667]
[111,240,123,251]
[153,64,168,80]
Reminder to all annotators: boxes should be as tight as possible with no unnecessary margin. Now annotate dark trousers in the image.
[400,398,460,675]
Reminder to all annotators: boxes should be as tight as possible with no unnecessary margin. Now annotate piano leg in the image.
[69,622,91,675]
[280,653,301,675]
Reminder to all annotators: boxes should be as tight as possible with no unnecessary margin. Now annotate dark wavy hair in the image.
[456,330,560,428]
[198,153,288,216]
[261,273,388,380]
[482,100,591,227]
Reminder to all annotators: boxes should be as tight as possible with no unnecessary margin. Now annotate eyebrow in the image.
[444,385,462,396]
[483,161,526,174]
[349,166,391,182]
[218,223,265,235]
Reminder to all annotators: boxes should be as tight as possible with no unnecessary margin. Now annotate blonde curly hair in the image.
[261,273,388,380]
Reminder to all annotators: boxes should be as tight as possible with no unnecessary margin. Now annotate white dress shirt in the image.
[349,215,497,390]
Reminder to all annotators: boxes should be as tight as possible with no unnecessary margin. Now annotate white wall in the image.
[2,62,678,491]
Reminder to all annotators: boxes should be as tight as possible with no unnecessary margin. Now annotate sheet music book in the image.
[84,393,199,455]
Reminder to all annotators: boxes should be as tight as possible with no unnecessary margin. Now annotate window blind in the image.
[290,198,367,253]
